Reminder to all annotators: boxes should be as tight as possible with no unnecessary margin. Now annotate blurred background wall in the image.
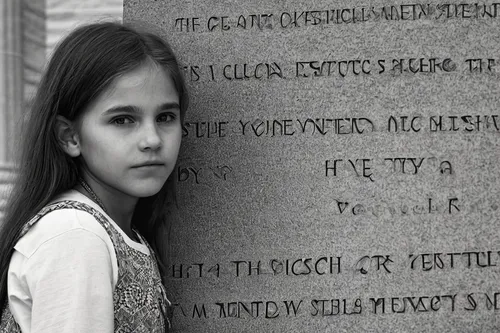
[0,0,123,221]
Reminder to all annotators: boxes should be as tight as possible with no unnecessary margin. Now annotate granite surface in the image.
[125,1,500,331]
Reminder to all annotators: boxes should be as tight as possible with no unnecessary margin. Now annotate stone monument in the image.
[125,1,500,331]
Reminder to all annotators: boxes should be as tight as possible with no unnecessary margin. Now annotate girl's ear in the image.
[55,115,81,157]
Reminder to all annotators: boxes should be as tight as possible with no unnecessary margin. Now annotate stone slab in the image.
[125,1,500,331]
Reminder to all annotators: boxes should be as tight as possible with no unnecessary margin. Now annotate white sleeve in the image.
[24,228,114,333]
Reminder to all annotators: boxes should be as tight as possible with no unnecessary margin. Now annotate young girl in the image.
[0,20,188,332]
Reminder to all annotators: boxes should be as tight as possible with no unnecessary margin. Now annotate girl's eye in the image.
[157,113,176,123]
[111,116,134,125]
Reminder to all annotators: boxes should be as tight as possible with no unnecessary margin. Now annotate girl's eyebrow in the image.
[103,103,180,115]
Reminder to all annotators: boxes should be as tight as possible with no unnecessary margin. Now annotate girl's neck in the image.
[75,177,138,241]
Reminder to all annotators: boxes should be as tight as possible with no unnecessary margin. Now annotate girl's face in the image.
[75,61,182,199]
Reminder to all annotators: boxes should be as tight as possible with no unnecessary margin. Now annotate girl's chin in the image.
[134,181,169,197]
[111,177,168,198]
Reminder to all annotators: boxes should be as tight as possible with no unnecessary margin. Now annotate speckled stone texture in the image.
[125,1,500,332]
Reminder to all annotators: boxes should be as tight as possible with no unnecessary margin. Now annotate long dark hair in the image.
[0,21,188,308]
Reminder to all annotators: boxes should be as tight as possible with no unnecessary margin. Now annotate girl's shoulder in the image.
[13,190,114,260]
[14,189,150,260]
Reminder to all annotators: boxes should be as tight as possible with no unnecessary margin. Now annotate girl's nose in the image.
[139,122,162,151]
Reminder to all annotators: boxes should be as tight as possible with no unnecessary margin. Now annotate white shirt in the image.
[7,190,150,333]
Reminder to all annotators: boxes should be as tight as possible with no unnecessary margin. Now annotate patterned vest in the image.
[0,200,171,333]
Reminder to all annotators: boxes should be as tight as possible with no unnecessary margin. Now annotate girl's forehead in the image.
[97,64,175,105]
[109,62,163,91]
[83,61,177,116]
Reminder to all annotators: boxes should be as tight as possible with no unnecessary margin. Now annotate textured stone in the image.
[125,0,500,332]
